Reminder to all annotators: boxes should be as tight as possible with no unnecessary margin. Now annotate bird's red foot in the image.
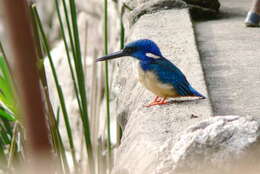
[145,97,168,107]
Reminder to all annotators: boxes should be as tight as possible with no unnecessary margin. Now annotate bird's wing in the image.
[149,58,194,96]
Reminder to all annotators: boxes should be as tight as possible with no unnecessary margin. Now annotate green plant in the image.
[0,41,23,174]
[0,48,16,121]
[0,0,127,173]
[103,0,112,172]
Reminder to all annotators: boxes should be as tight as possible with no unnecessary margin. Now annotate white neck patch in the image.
[145,53,161,59]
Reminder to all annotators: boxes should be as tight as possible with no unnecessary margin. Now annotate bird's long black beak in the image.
[96,50,128,62]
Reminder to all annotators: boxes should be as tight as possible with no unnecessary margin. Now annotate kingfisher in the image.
[96,39,205,107]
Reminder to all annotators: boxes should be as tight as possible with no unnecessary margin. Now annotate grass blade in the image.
[0,40,7,60]
[7,122,18,168]
[28,4,70,172]
[104,0,112,171]
[31,5,77,168]
[1,117,12,136]
[68,0,94,172]
[0,55,17,118]
[116,5,126,145]
[0,107,15,121]
[54,0,83,116]
[61,0,76,57]
[120,6,125,50]
[0,135,7,171]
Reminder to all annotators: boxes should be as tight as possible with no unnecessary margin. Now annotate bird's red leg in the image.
[144,96,161,107]
[145,96,168,107]
[157,97,168,105]
[154,96,161,102]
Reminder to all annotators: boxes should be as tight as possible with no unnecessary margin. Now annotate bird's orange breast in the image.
[137,65,179,98]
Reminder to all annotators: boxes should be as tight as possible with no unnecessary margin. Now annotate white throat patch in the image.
[145,53,161,59]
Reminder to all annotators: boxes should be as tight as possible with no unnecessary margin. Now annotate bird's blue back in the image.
[140,57,204,97]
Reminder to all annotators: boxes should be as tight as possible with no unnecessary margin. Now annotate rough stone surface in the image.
[123,0,187,26]
[158,116,260,174]
[123,0,220,11]
[111,9,212,174]
[122,0,220,27]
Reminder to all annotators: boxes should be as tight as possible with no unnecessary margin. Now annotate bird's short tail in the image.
[189,86,206,99]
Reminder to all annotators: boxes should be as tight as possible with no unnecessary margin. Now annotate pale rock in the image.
[158,116,260,174]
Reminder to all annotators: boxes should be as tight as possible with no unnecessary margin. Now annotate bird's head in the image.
[96,39,163,62]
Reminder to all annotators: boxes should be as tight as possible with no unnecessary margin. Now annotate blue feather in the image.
[140,57,205,98]
[189,86,206,99]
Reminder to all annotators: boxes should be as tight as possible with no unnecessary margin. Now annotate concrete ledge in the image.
[111,8,212,173]
[122,0,220,28]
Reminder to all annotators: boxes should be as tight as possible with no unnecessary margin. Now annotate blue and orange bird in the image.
[96,39,205,107]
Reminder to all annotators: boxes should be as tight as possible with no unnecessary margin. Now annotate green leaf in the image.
[0,122,11,144]
[0,106,15,121]
[0,55,17,119]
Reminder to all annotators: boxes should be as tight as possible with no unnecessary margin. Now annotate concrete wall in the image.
[111,1,260,173]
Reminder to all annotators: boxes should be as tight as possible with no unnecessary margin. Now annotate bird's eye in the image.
[124,47,135,54]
